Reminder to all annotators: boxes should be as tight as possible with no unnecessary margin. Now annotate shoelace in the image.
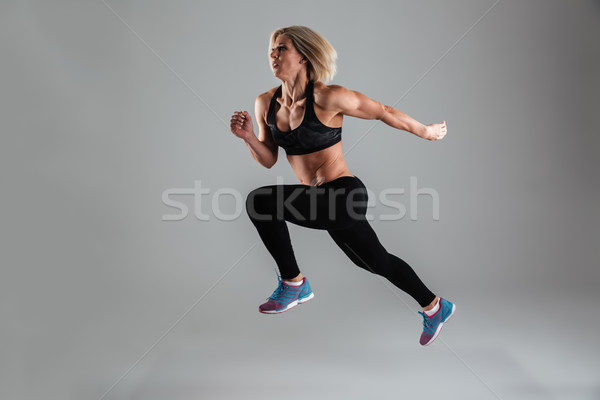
[418,311,435,334]
[268,280,287,300]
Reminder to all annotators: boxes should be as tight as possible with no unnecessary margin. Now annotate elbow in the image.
[264,150,278,169]
[263,158,277,169]
[379,104,392,121]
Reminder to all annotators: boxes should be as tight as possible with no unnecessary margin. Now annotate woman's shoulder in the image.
[254,86,281,122]
[313,80,346,92]
[313,81,352,108]
[258,85,280,99]
[255,86,280,106]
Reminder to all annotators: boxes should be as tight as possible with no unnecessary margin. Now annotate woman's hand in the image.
[422,120,447,141]
[230,110,254,141]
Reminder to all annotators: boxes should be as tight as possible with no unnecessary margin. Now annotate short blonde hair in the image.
[269,26,337,83]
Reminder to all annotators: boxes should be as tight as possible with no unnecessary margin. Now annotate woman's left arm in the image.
[326,85,447,141]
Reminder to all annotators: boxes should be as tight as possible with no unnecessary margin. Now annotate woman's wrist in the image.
[415,124,428,139]
[242,131,256,143]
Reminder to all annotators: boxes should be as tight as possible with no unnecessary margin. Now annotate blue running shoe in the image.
[419,298,456,346]
[259,276,314,314]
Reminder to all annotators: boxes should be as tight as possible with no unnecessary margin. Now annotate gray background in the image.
[1,1,599,399]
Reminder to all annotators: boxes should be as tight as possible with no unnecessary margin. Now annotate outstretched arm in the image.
[326,85,447,141]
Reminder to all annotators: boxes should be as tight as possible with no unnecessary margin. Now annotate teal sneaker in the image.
[419,298,456,346]
[259,276,314,314]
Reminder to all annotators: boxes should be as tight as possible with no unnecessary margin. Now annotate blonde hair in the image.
[269,26,337,83]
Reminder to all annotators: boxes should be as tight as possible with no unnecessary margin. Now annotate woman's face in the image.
[270,35,306,79]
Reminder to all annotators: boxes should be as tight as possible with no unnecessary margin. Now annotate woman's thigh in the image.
[246,177,368,230]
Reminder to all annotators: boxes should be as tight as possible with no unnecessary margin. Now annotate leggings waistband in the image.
[318,175,364,188]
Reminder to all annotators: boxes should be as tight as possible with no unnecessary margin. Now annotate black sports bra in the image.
[267,80,342,155]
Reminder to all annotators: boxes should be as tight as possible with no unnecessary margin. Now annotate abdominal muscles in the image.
[286,141,353,186]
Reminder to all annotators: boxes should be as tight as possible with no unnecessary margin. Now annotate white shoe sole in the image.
[259,292,314,314]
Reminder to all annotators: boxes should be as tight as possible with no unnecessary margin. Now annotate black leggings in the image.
[245,175,436,307]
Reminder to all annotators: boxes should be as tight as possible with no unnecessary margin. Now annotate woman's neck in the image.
[280,74,310,106]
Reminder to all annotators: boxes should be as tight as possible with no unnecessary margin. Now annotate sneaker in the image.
[259,276,314,314]
[418,298,456,346]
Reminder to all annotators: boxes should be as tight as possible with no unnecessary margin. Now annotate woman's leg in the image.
[245,177,366,280]
[245,184,303,280]
[329,220,456,346]
[247,177,454,342]
[327,218,436,308]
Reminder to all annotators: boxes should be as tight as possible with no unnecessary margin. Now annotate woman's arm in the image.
[324,85,447,141]
[230,94,278,168]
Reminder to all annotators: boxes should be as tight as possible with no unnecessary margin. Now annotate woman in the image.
[229,26,454,346]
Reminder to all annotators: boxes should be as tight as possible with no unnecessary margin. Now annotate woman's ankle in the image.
[423,296,439,312]
[283,273,304,283]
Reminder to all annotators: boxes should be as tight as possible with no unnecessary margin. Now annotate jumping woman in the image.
[229,26,455,346]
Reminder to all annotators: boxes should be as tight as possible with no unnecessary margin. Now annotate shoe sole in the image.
[259,292,314,314]
[422,303,456,346]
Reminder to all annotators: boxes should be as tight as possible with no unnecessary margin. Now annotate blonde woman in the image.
[230,26,454,346]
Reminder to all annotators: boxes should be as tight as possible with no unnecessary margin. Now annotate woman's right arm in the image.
[230,94,278,169]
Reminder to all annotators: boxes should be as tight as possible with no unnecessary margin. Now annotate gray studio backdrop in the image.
[1,1,599,399]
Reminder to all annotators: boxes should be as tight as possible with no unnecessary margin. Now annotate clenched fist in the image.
[230,111,254,141]
[422,120,447,141]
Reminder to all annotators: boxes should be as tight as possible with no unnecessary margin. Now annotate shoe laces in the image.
[268,277,287,300]
[418,311,435,334]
